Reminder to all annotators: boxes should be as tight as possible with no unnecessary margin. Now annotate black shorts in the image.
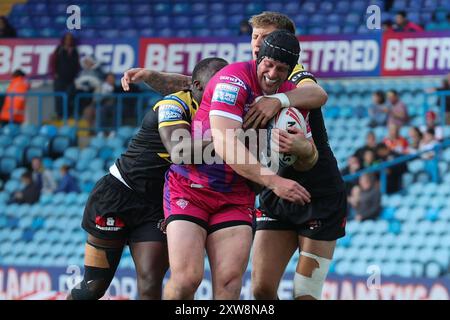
[82,174,166,243]
[256,189,347,241]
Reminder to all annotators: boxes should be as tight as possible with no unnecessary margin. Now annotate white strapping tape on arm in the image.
[254,93,290,108]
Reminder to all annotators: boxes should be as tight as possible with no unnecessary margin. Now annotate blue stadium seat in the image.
[425,261,442,277]
[2,123,20,136]
[266,3,283,12]
[208,14,227,28]
[325,25,341,34]
[345,13,361,25]
[100,29,120,39]
[308,14,326,27]
[244,2,264,15]
[20,124,39,136]
[153,3,170,15]
[52,157,70,170]
[90,136,107,150]
[227,2,245,15]
[81,181,95,193]
[117,126,135,141]
[30,135,50,154]
[12,134,30,148]
[23,146,44,164]
[194,29,212,37]
[39,125,58,138]
[64,147,80,162]
[0,156,19,176]
[0,135,13,148]
[89,159,105,172]
[111,4,131,15]
[50,135,71,156]
[140,28,156,37]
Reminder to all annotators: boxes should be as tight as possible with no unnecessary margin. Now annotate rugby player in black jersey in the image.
[67,58,228,300]
[122,12,347,300]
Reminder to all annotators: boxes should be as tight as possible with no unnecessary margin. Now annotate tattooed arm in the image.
[121,68,191,96]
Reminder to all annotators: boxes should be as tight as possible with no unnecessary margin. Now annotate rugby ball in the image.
[266,107,309,168]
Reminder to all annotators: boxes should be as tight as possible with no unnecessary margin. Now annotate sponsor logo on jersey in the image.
[95,216,125,231]
[307,219,322,230]
[256,216,278,222]
[159,104,183,122]
[212,83,240,106]
[157,218,167,233]
[290,71,316,84]
[218,75,247,89]
[176,199,189,209]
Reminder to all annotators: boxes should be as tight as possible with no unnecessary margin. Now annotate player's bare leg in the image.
[67,234,125,300]
[129,241,169,299]
[207,225,253,299]
[294,237,335,300]
[163,220,207,300]
[251,230,298,299]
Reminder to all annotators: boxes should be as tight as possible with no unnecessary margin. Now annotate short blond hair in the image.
[248,11,296,34]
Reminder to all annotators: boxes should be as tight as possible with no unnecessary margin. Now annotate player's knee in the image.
[293,251,331,300]
[171,271,203,294]
[252,281,277,300]
[216,270,243,293]
[70,278,109,300]
[136,274,163,299]
[70,243,122,300]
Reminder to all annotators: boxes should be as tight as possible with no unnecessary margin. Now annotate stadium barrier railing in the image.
[0,91,159,133]
[0,91,68,125]
[73,92,157,134]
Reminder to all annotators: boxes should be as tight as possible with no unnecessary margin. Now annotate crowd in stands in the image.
[344,84,446,221]
[7,157,80,205]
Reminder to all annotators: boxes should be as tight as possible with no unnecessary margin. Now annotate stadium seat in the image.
[23,146,44,165]
[0,157,18,177]
[0,135,13,148]
[39,125,58,138]
[20,124,39,136]
[2,123,20,136]
[30,135,50,154]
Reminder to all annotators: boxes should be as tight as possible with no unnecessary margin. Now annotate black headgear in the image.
[257,30,300,73]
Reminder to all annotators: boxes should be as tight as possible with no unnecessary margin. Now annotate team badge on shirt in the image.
[212,83,240,106]
[159,104,183,122]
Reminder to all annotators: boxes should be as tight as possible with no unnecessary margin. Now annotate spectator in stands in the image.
[381,20,395,33]
[420,111,444,141]
[362,149,378,168]
[0,69,29,124]
[99,72,120,130]
[387,89,409,128]
[375,142,407,194]
[368,90,389,127]
[75,55,103,94]
[419,128,440,182]
[354,131,377,164]
[341,155,361,196]
[347,173,381,221]
[30,157,56,194]
[425,73,450,125]
[393,11,424,32]
[407,126,423,154]
[419,128,439,160]
[9,171,40,204]
[0,16,17,38]
[383,123,409,154]
[56,165,80,193]
[50,33,80,119]
[239,19,252,35]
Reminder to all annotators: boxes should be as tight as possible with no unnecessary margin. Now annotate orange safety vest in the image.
[1,76,29,123]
